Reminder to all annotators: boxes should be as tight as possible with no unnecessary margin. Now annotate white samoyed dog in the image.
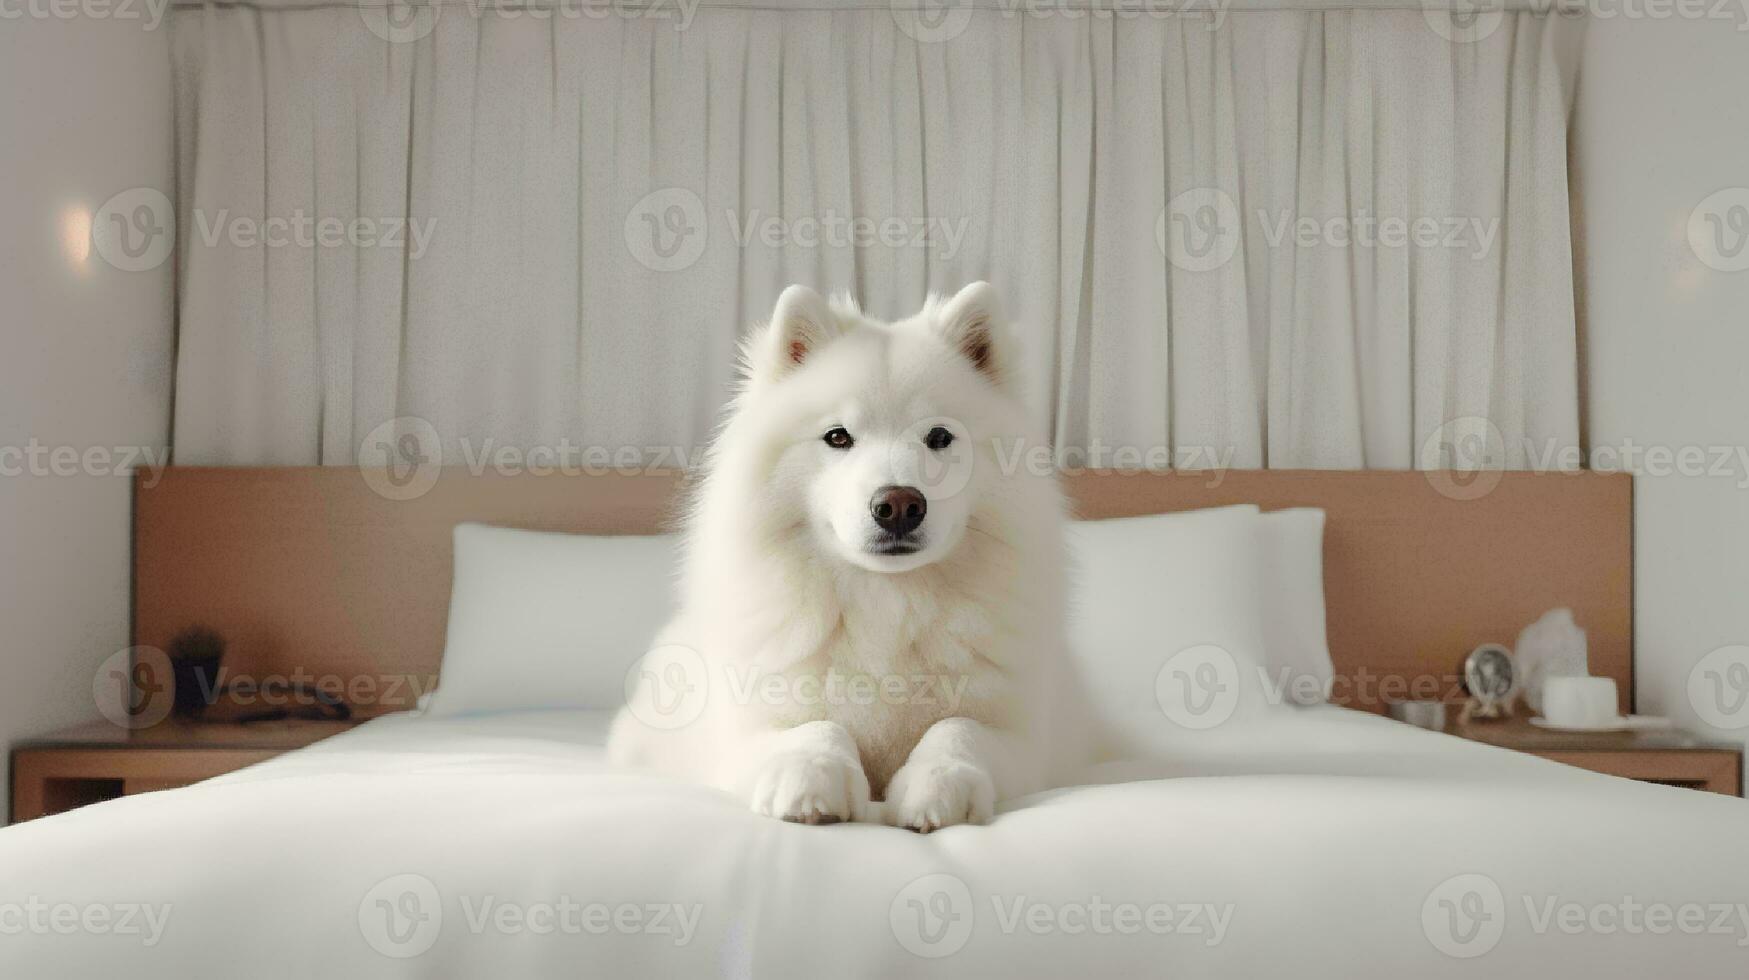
[609,282,1086,831]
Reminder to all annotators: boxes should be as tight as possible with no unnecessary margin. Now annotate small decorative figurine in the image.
[1460,643,1518,724]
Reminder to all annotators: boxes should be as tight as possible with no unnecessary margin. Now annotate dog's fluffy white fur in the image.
[609,282,1085,831]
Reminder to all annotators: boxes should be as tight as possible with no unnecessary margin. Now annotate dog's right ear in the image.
[746,285,841,385]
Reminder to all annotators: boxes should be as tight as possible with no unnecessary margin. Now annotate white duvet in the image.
[3,706,1747,978]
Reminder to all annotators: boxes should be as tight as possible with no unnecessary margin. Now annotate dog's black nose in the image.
[870,485,927,536]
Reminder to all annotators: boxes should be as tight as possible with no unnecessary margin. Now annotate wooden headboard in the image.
[132,467,1633,716]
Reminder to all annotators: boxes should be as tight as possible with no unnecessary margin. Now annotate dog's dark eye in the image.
[925,426,955,451]
[823,427,854,450]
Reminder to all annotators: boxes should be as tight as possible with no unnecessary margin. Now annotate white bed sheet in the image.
[3,706,1747,978]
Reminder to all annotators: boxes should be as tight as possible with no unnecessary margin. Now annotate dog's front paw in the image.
[749,750,871,825]
[886,760,996,833]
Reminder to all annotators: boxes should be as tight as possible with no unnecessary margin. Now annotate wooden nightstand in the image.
[9,717,362,824]
[1445,716,1743,796]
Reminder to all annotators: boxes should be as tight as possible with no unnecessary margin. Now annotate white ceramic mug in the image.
[1541,675,1619,727]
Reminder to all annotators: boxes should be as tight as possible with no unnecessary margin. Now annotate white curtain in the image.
[169,1,1583,471]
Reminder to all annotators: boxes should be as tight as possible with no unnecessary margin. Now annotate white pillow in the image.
[1257,508,1335,706]
[1066,505,1275,755]
[425,524,677,717]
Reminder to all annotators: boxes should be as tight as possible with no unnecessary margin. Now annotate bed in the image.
[5,466,1746,978]
[4,704,1748,977]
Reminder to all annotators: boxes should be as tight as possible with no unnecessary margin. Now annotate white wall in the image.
[0,14,175,820]
[1572,19,1749,775]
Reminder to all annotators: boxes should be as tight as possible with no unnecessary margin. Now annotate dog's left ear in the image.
[934,281,1010,389]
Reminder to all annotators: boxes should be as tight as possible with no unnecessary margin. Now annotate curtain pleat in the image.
[169,6,1582,470]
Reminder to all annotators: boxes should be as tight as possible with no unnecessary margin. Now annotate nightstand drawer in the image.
[1443,716,1744,798]
[9,719,363,824]
[1536,749,1742,796]
[12,748,285,823]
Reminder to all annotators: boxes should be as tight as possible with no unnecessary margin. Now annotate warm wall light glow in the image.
[1671,263,1705,296]
[61,205,92,267]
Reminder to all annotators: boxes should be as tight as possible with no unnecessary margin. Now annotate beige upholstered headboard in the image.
[132,467,1633,716]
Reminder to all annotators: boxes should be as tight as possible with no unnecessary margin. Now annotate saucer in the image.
[1529,715,1674,733]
